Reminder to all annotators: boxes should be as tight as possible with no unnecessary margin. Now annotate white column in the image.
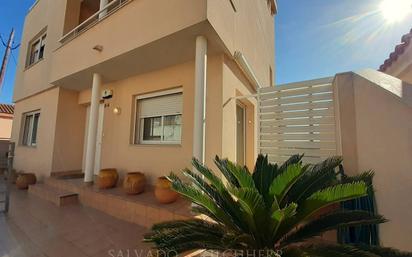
[193,36,207,163]
[99,0,109,19]
[84,73,102,183]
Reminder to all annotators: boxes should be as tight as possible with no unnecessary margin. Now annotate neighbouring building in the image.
[11,0,276,183]
[0,103,14,170]
[0,103,13,140]
[379,28,412,83]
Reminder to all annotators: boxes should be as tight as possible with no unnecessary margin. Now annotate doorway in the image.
[236,103,246,166]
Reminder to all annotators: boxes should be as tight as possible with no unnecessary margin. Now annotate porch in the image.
[29,175,191,228]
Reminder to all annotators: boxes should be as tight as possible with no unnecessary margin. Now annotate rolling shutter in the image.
[138,93,182,118]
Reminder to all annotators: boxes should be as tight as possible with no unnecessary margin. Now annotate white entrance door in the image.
[82,103,105,175]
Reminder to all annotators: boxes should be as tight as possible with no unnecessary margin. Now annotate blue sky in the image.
[0,0,35,103]
[276,0,412,84]
[1,0,412,102]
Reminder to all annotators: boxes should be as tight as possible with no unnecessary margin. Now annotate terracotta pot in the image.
[123,172,146,195]
[97,168,118,189]
[16,173,37,190]
[155,176,178,204]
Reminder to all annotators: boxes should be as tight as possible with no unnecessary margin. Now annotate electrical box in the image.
[102,89,113,99]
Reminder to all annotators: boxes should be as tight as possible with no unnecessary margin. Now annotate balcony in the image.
[50,0,219,89]
[61,0,130,45]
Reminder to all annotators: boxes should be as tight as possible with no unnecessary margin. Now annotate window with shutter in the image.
[134,89,183,144]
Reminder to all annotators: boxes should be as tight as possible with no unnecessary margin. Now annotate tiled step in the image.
[50,170,84,179]
[28,183,79,206]
[44,176,192,228]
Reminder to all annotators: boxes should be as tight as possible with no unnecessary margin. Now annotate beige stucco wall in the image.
[0,116,13,140]
[13,0,67,101]
[11,88,60,179]
[222,55,257,169]
[71,54,256,183]
[207,0,275,87]
[52,88,86,172]
[74,57,224,184]
[50,0,208,84]
[335,71,412,251]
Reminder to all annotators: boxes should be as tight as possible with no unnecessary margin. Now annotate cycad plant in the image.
[144,155,412,257]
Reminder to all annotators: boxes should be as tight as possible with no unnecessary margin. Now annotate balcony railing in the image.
[59,0,131,44]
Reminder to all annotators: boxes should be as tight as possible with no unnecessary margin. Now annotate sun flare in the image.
[380,0,412,23]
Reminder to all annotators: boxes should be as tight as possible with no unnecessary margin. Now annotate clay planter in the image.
[97,168,119,189]
[16,173,37,190]
[123,172,146,195]
[154,176,178,204]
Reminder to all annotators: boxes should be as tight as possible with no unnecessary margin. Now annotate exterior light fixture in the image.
[113,107,121,115]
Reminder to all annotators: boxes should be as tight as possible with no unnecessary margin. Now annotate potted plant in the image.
[97,168,118,189]
[16,172,37,190]
[154,176,178,204]
[144,155,412,256]
[123,172,146,195]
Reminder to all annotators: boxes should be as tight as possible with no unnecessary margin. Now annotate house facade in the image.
[11,0,276,183]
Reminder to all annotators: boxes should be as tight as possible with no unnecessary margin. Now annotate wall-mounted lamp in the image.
[113,107,121,115]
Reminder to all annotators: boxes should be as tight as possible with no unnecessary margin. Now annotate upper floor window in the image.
[27,33,46,67]
[134,89,183,145]
[21,110,40,147]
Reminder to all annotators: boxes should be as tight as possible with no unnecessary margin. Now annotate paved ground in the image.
[0,188,152,257]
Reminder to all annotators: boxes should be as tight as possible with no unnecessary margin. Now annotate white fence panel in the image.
[258,77,338,164]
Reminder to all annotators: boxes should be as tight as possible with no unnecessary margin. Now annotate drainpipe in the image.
[234,51,262,89]
[84,73,102,184]
[99,0,109,19]
[193,36,207,164]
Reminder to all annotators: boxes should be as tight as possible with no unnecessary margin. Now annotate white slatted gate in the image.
[258,77,339,164]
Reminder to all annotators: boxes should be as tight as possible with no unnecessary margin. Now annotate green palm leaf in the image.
[271,203,298,239]
[252,154,280,207]
[269,164,306,204]
[278,154,303,172]
[146,154,411,257]
[168,173,240,230]
[285,156,341,206]
[180,168,247,231]
[227,162,256,189]
[280,210,387,246]
[214,156,240,188]
[276,182,369,241]
[298,182,368,221]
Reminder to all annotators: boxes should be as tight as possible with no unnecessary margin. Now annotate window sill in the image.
[19,144,37,149]
[24,58,44,71]
[131,143,182,148]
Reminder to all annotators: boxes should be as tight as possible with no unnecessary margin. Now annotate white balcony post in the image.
[193,36,207,163]
[99,0,109,19]
[84,73,102,183]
